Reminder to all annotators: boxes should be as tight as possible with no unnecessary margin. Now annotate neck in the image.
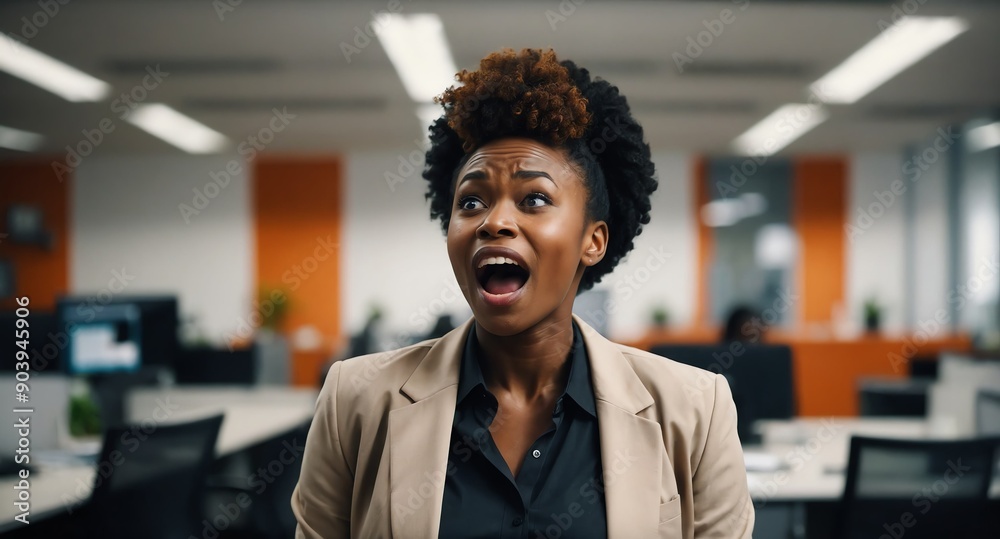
[474,313,575,403]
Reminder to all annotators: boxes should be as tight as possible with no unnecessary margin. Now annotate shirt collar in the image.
[456,319,597,418]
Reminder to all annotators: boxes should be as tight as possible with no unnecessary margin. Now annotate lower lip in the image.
[476,279,528,307]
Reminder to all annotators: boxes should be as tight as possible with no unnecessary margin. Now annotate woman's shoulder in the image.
[326,338,439,398]
[614,342,721,383]
[610,341,730,413]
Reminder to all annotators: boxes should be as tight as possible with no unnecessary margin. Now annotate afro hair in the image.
[423,48,658,293]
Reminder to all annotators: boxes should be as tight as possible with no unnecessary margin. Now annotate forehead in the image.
[459,137,577,176]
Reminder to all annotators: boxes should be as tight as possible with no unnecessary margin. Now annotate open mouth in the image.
[475,256,530,296]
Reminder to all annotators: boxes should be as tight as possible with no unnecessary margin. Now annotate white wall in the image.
[342,149,464,345]
[340,150,697,343]
[910,137,951,327]
[71,154,253,345]
[847,154,907,333]
[593,153,696,341]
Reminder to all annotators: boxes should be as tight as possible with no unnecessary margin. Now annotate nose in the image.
[476,201,518,240]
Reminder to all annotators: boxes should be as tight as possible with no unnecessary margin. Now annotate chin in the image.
[471,312,531,337]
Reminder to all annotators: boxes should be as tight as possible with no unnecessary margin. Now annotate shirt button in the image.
[532,449,541,459]
[512,517,523,527]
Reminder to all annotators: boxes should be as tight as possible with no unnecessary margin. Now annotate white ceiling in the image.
[0,0,998,161]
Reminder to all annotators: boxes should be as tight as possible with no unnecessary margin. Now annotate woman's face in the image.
[447,137,607,336]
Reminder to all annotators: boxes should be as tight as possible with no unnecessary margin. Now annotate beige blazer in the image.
[292,314,754,538]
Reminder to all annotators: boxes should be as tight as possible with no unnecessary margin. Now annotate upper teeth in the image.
[477,257,520,269]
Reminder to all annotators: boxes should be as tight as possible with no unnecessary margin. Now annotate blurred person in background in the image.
[422,314,456,341]
[292,48,753,538]
[721,305,765,344]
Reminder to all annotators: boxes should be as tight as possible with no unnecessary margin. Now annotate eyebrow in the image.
[458,169,557,187]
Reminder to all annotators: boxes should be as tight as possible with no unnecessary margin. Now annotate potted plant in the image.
[651,305,670,329]
[864,298,882,333]
[258,285,289,331]
[254,285,291,384]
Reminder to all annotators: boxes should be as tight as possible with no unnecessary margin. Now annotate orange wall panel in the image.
[693,157,711,326]
[794,157,847,323]
[253,157,342,386]
[0,161,71,311]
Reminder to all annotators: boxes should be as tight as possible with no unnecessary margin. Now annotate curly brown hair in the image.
[423,48,658,293]
[437,49,591,152]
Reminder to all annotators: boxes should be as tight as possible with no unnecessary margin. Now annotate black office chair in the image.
[79,414,224,539]
[835,435,1000,539]
[201,419,312,538]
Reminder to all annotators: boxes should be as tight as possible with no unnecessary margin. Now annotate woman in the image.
[292,49,754,539]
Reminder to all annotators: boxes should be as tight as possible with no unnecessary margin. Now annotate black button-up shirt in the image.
[438,320,608,539]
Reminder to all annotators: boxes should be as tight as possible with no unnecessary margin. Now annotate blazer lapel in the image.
[388,315,666,538]
[574,314,666,539]
[388,317,473,539]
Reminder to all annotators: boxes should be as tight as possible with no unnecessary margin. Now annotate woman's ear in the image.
[583,220,609,267]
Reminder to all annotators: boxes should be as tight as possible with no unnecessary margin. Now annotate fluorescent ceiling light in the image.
[701,193,770,228]
[701,198,744,228]
[0,33,110,102]
[125,104,229,154]
[0,124,44,152]
[967,122,1000,152]
[376,14,458,102]
[731,103,828,156]
[810,17,967,104]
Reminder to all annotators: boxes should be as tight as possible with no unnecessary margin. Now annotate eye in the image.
[522,192,552,208]
[457,196,485,211]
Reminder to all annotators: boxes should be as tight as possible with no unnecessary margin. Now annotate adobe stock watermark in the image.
[878,458,971,539]
[212,0,246,21]
[179,107,296,224]
[580,245,673,334]
[51,65,170,182]
[346,278,465,392]
[715,87,830,198]
[384,112,627,193]
[25,268,135,373]
[340,0,409,63]
[384,138,429,193]
[876,0,933,33]
[6,0,72,54]
[534,449,639,538]
[59,396,180,513]
[393,463,455,524]
[545,0,585,31]
[845,126,959,243]
[682,287,798,399]
[672,0,750,73]
[192,436,305,538]
[888,255,999,373]
[223,233,338,349]
[751,418,843,508]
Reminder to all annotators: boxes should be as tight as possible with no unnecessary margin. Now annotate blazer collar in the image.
[399,313,655,414]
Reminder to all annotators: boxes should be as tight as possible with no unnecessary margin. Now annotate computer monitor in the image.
[63,303,142,375]
[649,343,796,443]
[56,295,179,374]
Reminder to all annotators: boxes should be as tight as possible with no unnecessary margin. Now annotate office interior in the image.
[1,0,999,537]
